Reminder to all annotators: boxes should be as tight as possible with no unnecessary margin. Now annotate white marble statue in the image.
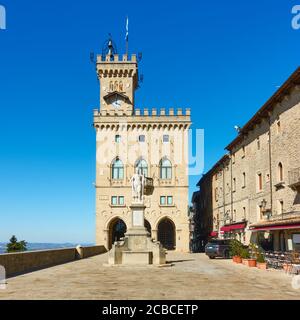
[130,169,145,203]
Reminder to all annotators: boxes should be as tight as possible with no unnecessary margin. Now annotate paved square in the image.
[0,252,299,300]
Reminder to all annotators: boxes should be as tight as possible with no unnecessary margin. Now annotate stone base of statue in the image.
[107,203,167,266]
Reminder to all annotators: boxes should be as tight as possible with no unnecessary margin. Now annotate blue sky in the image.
[0,0,299,243]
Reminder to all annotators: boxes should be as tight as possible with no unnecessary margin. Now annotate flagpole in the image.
[125,16,129,56]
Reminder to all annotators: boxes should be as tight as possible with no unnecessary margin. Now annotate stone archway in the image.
[108,218,127,249]
[157,218,176,250]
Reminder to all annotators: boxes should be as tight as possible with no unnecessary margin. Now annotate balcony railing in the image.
[144,177,154,196]
[288,168,300,191]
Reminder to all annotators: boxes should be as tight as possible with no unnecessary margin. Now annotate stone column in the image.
[152,229,158,241]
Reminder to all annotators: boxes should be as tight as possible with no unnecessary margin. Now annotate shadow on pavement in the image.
[166,259,195,264]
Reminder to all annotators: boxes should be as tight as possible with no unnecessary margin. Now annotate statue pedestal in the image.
[107,203,166,266]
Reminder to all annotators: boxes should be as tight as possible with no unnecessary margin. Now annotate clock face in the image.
[112,99,122,108]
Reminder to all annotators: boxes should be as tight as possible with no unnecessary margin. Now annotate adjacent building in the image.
[93,39,192,252]
[195,67,300,252]
[191,172,214,252]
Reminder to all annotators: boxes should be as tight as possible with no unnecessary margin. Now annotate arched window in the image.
[160,158,172,180]
[119,81,123,92]
[278,162,283,181]
[135,159,148,176]
[115,135,121,143]
[138,135,145,142]
[111,158,124,180]
[163,135,169,143]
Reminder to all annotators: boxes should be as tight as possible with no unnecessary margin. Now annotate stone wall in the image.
[0,246,106,277]
[76,245,107,259]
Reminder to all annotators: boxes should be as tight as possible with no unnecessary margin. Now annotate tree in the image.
[6,235,27,253]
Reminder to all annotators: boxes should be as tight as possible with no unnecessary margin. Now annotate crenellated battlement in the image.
[134,108,191,117]
[97,54,137,63]
[96,53,138,82]
[93,107,191,119]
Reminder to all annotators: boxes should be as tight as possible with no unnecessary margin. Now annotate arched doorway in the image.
[108,218,127,249]
[157,218,176,250]
[145,219,151,234]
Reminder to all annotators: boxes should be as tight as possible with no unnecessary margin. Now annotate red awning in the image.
[250,223,300,232]
[220,226,231,232]
[220,223,246,233]
[230,223,246,231]
[210,232,218,237]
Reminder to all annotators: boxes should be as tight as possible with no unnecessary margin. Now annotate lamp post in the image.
[261,199,267,210]
[261,199,272,219]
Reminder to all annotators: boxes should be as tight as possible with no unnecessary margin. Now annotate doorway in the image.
[157,218,176,250]
[108,218,127,249]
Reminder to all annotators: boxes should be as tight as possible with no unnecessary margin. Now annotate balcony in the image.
[288,168,300,192]
[144,177,154,196]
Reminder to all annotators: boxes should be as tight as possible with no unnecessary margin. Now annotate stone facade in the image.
[191,173,213,252]
[93,48,191,252]
[196,67,300,251]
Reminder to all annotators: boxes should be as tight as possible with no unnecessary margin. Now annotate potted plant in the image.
[241,247,250,265]
[229,239,243,264]
[247,257,257,268]
[229,239,237,262]
[244,243,257,267]
[256,253,267,270]
[235,255,242,264]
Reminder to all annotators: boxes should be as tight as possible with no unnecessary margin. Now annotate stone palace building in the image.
[194,67,300,252]
[93,39,191,252]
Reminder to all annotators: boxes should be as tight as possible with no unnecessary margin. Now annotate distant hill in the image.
[0,243,93,254]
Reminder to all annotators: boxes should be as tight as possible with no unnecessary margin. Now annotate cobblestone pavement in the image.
[0,252,299,300]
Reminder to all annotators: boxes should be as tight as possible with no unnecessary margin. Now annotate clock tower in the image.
[93,36,191,253]
[96,39,138,116]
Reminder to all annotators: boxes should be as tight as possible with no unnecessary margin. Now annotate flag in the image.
[125,16,129,41]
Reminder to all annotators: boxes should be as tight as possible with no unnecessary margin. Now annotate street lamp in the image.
[261,199,267,210]
[261,199,272,219]
[224,211,230,222]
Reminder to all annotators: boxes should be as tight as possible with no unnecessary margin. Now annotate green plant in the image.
[240,247,250,259]
[248,242,266,261]
[6,235,27,253]
[256,253,265,263]
[229,239,243,257]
